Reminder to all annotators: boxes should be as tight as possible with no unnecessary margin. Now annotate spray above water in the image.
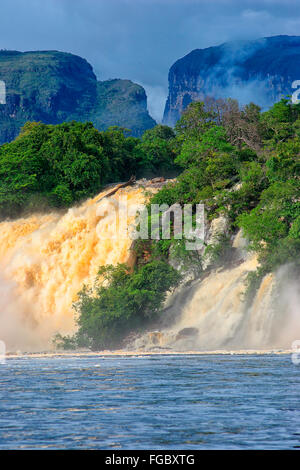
[0,185,299,352]
[0,185,147,351]
[133,232,300,352]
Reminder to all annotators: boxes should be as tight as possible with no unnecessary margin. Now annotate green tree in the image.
[175,101,216,140]
[57,261,181,350]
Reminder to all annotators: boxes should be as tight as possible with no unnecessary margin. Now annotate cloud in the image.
[1,0,300,121]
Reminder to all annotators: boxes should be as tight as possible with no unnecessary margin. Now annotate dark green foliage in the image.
[52,97,300,350]
[0,121,176,217]
[150,98,300,276]
[0,121,105,216]
[4,93,300,348]
[135,124,179,176]
[174,101,217,140]
[238,180,300,270]
[261,99,300,147]
[150,123,239,207]
[56,261,181,350]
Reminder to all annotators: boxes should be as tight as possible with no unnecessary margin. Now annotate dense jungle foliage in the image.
[0,120,177,217]
[2,98,299,349]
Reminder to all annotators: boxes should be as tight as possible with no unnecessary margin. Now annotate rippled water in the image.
[0,354,299,449]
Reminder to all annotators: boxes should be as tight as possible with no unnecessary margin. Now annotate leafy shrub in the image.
[0,121,177,218]
[56,261,181,350]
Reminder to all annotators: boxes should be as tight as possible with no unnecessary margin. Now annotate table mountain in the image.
[163,35,300,126]
[0,50,155,144]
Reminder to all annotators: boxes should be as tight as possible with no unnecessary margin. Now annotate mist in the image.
[1,1,300,121]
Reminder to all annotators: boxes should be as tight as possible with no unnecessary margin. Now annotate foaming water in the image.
[134,243,300,351]
[1,188,300,353]
[175,256,259,349]
[0,186,147,351]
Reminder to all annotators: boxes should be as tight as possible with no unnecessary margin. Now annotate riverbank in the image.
[4,348,294,359]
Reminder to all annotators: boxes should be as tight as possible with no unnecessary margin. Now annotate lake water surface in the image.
[0,354,299,449]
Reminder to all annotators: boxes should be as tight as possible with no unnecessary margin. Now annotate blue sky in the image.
[1,0,300,121]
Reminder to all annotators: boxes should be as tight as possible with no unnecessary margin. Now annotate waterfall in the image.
[133,233,300,351]
[1,185,299,353]
[0,185,146,351]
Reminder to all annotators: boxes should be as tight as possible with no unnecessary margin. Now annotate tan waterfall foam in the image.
[0,185,147,351]
[133,254,260,351]
[134,232,300,351]
[173,256,259,349]
[1,192,300,353]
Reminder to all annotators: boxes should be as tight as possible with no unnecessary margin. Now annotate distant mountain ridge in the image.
[0,50,156,144]
[163,35,300,126]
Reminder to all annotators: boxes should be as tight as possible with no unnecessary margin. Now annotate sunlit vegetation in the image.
[3,97,300,348]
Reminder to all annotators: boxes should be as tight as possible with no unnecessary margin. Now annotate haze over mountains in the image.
[163,35,300,126]
[1,35,300,143]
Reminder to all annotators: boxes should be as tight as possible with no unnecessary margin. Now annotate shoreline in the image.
[4,348,293,358]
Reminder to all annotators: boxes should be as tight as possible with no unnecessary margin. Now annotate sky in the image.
[1,0,300,121]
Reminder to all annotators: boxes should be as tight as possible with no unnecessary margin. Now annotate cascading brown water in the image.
[1,185,299,352]
[133,232,300,351]
[0,185,147,351]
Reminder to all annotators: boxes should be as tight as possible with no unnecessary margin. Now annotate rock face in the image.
[175,327,198,342]
[0,50,156,144]
[163,35,300,126]
[91,79,156,137]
